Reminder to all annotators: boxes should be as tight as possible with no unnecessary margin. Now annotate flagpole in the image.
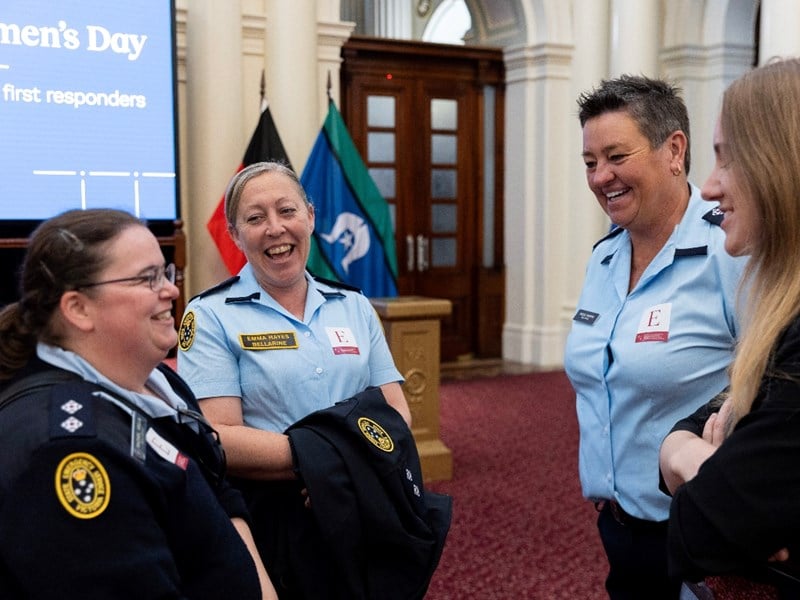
[326,70,332,105]
[260,69,267,112]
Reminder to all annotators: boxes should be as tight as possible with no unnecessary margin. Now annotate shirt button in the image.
[606,473,612,482]
[315,367,323,374]
[304,331,311,337]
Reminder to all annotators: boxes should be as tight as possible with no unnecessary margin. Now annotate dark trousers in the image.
[597,501,682,600]
[237,479,338,600]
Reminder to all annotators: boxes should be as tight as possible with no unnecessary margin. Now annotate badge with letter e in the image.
[326,326,360,355]
[635,302,672,342]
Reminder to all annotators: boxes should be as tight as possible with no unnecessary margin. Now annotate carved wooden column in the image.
[370,296,453,481]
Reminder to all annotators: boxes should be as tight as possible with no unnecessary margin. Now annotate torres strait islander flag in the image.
[300,101,398,297]
[207,100,293,274]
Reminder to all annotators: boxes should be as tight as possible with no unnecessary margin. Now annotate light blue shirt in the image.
[564,187,746,522]
[177,268,402,433]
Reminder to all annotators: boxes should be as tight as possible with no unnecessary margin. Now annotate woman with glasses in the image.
[0,208,276,599]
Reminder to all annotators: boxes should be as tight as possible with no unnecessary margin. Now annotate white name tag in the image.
[326,326,360,355]
[146,427,188,470]
[635,303,671,343]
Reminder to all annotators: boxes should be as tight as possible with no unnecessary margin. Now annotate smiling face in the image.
[582,110,684,235]
[701,118,760,256]
[79,225,179,368]
[230,171,315,295]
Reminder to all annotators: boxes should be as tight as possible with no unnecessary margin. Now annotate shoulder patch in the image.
[178,310,196,352]
[191,276,240,301]
[702,206,725,226]
[55,452,111,519]
[312,275,362,294]
[357,416,394,453]
[592,225,625,250]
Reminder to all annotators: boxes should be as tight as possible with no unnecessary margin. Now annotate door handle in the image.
[416,234,429,272]
[406,235,415,272]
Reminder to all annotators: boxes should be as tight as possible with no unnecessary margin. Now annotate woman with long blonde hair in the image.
[660,57,800,593]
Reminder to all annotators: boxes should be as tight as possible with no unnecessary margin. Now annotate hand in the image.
[702,397,733,447]
[660,430,719,494]
[769,548,790,562]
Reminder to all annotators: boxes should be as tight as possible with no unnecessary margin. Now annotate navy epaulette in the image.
[674,246,708,257]
[312,275,362,294]
[702,206,725,226]
[191,276,240,301]
[49,381,99,440]
[225,292,260,304]
[592,225,624,251]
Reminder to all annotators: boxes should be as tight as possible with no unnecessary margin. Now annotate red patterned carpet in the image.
[425,371,606,599]
[424,371,779,600]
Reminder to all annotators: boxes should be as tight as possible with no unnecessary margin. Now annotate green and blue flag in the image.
[301,101,398,297]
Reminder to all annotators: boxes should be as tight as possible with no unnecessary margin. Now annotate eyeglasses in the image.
[176,407,227,491]
[80,263,176,292]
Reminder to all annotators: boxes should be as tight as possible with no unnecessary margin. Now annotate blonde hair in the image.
[224,161,309,228]
[725,58,800,426]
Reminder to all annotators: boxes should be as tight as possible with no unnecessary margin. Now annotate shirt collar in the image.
[36,342,187,419]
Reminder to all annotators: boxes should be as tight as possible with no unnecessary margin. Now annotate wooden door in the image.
[341,37,505,362]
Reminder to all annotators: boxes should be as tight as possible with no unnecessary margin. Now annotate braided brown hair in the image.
[0,209,143,380]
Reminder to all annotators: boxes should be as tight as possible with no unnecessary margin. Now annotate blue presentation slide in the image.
[0,0,178,221]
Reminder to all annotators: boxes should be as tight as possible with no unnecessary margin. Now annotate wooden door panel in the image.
[341,36,504,361]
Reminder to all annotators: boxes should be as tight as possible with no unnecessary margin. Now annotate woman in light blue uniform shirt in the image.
[177,162,411,598]
[563,75,746,599]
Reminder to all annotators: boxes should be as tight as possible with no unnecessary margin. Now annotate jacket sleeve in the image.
[0,437,189,599]
[668,388,728,438]
[668,321,800,581]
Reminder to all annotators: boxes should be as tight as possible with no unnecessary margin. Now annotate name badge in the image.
[573,309,600,325]
[635,303,671,343]
[146,427,189,470]
[326,326,360,355]
[239,331,298,350]
[130,412,148,462]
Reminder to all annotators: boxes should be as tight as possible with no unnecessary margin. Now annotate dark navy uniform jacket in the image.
[245,386,451,600]
[0,358,262,599]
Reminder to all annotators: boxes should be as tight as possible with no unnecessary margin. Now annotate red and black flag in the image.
[207,94,292,274]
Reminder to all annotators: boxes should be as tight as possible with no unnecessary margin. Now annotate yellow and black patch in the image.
[358,417,394,453]
[239,332,298,350]
[55,452,111,519]
[178,310,196,352]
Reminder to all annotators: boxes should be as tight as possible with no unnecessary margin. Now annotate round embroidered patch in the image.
[55,452,111,519]
[178,310,196,352]
[357,417,394,453]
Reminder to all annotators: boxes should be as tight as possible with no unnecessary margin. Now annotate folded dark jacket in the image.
[286,387,452,600]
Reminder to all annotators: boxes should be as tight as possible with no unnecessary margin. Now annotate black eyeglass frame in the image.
[78,263,176,292]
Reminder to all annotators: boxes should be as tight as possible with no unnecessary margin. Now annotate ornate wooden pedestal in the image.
[370,296,453,482]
